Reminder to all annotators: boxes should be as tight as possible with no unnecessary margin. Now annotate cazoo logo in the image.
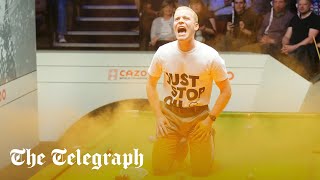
[0,89,6,102]
[108,69,148,80]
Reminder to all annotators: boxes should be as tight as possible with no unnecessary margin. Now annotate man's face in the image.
[297,0,311,15]
[234,0,246,14]
[273,0,286,13]
[173,9,199,41]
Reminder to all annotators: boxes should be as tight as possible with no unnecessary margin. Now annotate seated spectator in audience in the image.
[217,0,260,51]
[240,0,293,57]
[150,1,176,50]
[209,0,253,33]
[140,0,178,49]
[57,0,67,43]
[189,0,217,44]
[281,0,320,79]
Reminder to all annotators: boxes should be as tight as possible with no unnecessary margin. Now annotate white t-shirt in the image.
[148,41,228,108]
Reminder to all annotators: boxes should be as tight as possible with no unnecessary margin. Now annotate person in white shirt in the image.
[150,1,177,49]
[146,6,232,176]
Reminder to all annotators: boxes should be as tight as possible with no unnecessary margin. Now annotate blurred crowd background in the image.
[35,0,320,81]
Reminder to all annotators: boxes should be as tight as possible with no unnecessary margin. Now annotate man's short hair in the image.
[175,6,198,23]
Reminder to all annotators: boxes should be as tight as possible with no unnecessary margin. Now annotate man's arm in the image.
[293,29,319,48]
[257,14,268,41]
[281,27,293,54]
[282,28,319,54]
[282,27,292,46]
[209,78,232,118]
[146,74,162,117]
[190,78,232,141]
[150,19,159,46]
[146,74,169,137]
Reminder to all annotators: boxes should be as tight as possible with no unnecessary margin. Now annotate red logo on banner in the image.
[0,89,6,102]
[119,70,147,78]
[227,71,234,80]
[108,69,118,80]
[108,68,148,80]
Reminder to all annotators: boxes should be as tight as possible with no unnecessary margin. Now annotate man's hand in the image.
[239,21,252,36]
[156,114,170,137]
[190,116,213,142]
[227,22,234,32]
[281,44,298,54]
[239,21,245,31]
[260,35,276,45]
[150,37,159,46]
[317,43,320,48]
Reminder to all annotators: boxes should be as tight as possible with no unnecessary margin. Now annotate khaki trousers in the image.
[152,104,214,176]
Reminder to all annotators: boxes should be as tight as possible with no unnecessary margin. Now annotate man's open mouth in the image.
[177,26,187,35]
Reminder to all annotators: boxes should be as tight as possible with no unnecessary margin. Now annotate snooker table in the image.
[30,104,320,180]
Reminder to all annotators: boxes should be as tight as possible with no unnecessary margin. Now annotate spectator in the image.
[217,0,260,51]
[281,0,320,79]
[240,0,294,57]
[57,0,67,43]
[150,1,176,49]
[189,0,217,44]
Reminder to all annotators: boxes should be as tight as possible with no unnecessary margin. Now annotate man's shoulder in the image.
[156,41,177,54]
[309,13,320,21]
[273,10,294,22]
[285,10,294,18]
[290,14,300,23]
[263,11,271,18]
[195,41,222,63]
[160,40,175,48]
[197,41,218,54]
